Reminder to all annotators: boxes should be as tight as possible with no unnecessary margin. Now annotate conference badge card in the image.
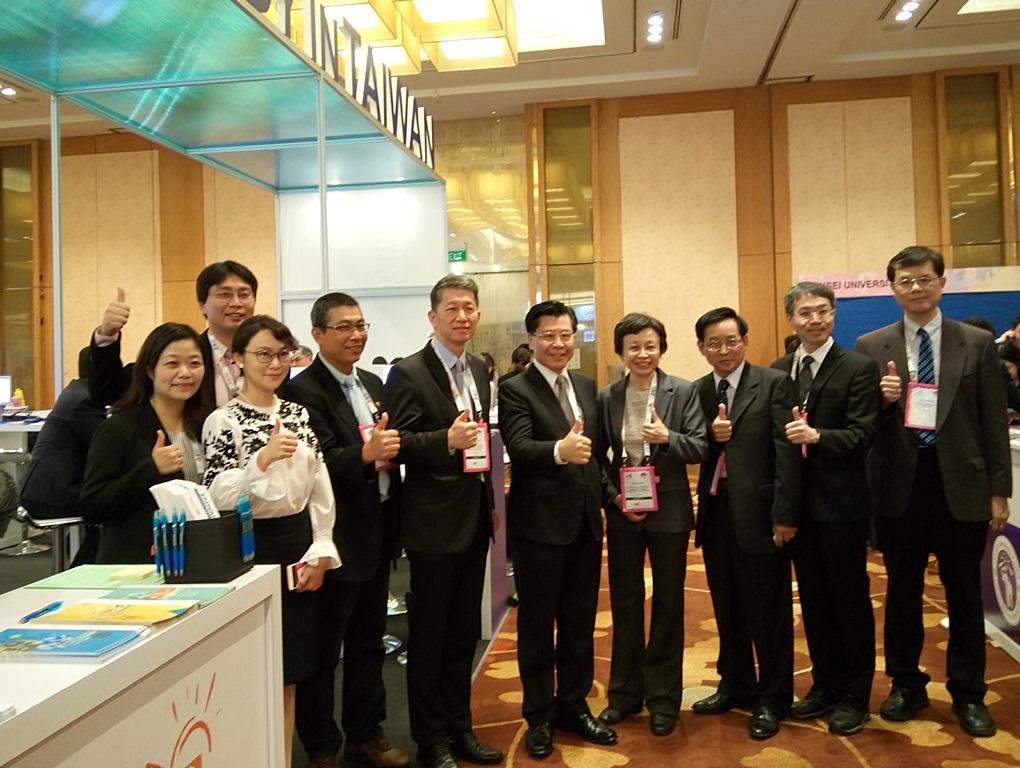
[620,466,658,513]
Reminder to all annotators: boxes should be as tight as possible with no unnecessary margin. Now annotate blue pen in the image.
[159,512,170,577]
[179,512,187,575]
[172,511,181,577]
[20,600,63,623]
[152,511,162,577]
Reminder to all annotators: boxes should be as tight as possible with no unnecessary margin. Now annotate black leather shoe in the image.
[879,688,930,722]
[448,732,502,764]
[828,700,870,735]
[557,713,618,745]
[415,743,458,768]
[790,689,839,720]
[649,713,676,736]
[953,702,996,737]
[525,723,553,758]
[749,706,781,740]
[692,690,755,715]
[597,706,639,725]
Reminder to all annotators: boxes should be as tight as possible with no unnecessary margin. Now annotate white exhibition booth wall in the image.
[278,183,448,367]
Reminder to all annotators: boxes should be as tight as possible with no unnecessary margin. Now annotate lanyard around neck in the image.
[621,373,657,463]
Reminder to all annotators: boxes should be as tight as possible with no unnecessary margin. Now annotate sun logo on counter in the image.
[144,672,219,768]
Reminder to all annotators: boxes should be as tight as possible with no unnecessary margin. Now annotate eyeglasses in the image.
[891,275,939,291]
[245,348,296,365]
[210,289,255,303]
[322,322,370,335]
[533,330,575,342]
[794,307,834,321]
[703,337,744,352]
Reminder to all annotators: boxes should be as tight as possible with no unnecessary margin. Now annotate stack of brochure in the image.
[0,626,149,661]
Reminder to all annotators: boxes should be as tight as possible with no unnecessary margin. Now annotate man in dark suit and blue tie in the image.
[690,307,801,740]
[772,282,880,736]
[281,293,410,768]
[498,301,616,759]
[856,246,1011,738]
[383,275,502,768]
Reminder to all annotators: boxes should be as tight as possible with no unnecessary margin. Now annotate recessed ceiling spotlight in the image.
[0,86,16,97]
[902,1,920,9]
[647,32,662,43]
[648,12,664,26]
[895,10,912,20]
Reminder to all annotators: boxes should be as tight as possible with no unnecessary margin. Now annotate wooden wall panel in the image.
[159,149,205,328]
[911,74,943,247]
[594,99,622,385]
[618,110,738,381]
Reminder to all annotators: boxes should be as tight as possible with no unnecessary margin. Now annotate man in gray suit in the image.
[856,245,1011,738]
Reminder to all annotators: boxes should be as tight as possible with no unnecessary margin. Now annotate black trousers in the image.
[294,547,392,760]
[701,487,793,713]
[878,447,989,704]
[605,527,689,717]
[513,524,602,726]
[406,508,489,747]
[792,514,875,709]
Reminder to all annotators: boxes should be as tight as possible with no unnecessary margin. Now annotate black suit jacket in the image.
[79,400,184,563]
[89,331,218,412]
[280,358,401,581]
[499,365,603,546]
[383,343,494,555]
[855,318,1011,521]
[596,370,708,533]
[19,379,106,519]
[771,343,880,524]
[695,363,801,555]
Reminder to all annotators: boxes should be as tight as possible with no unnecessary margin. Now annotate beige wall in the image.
[202,167,277,311]
[60,150,161,380]
[618,110,739,379]
[55,143,278,386]
[788,97,916,277]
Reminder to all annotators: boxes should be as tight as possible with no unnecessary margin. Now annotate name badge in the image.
[463,421,491,474]
[620,465,659,513]
[904,381,938,431]
[358,423,396,471]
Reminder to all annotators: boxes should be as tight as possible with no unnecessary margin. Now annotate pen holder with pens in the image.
[162,513,253,584]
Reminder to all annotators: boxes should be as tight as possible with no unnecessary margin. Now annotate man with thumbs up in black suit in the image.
[691,307,801,740]
[383,276,501,768]
[499,301,615,760]
[772,282,880,737]
[281,293,410,768]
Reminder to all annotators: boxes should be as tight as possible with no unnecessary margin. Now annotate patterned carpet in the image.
[469,546,1020,767]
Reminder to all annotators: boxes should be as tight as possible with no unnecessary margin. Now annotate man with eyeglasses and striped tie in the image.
[856,245,1011,739]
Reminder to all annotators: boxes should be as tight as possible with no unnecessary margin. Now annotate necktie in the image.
[342,377,390,498]
[916,328,935,445]
[222,349,242,396]
[453,361,475,419]
[555,375,575,425]
[716,378,730,408]
[798,355,814,406]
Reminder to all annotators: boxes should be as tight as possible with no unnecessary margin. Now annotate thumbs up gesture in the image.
[712,403,732,443]
[151,429,183,475]
[559,418,592,464]
[880,360,901,405]
[641,406,670,444]
[257,417,299,471]
[447,409,479,450]
[785,405,819,445]
[98,287,130,338]
[363,411,401,463]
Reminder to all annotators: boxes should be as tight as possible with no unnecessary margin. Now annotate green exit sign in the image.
[448,249,467,263]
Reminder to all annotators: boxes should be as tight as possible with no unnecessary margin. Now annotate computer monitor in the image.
[0,376,11,406]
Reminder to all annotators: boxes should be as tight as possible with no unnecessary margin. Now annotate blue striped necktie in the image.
[916,328,935,445]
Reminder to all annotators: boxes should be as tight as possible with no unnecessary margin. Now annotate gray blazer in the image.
[597,370,708,533]
[855,317,1011,522]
